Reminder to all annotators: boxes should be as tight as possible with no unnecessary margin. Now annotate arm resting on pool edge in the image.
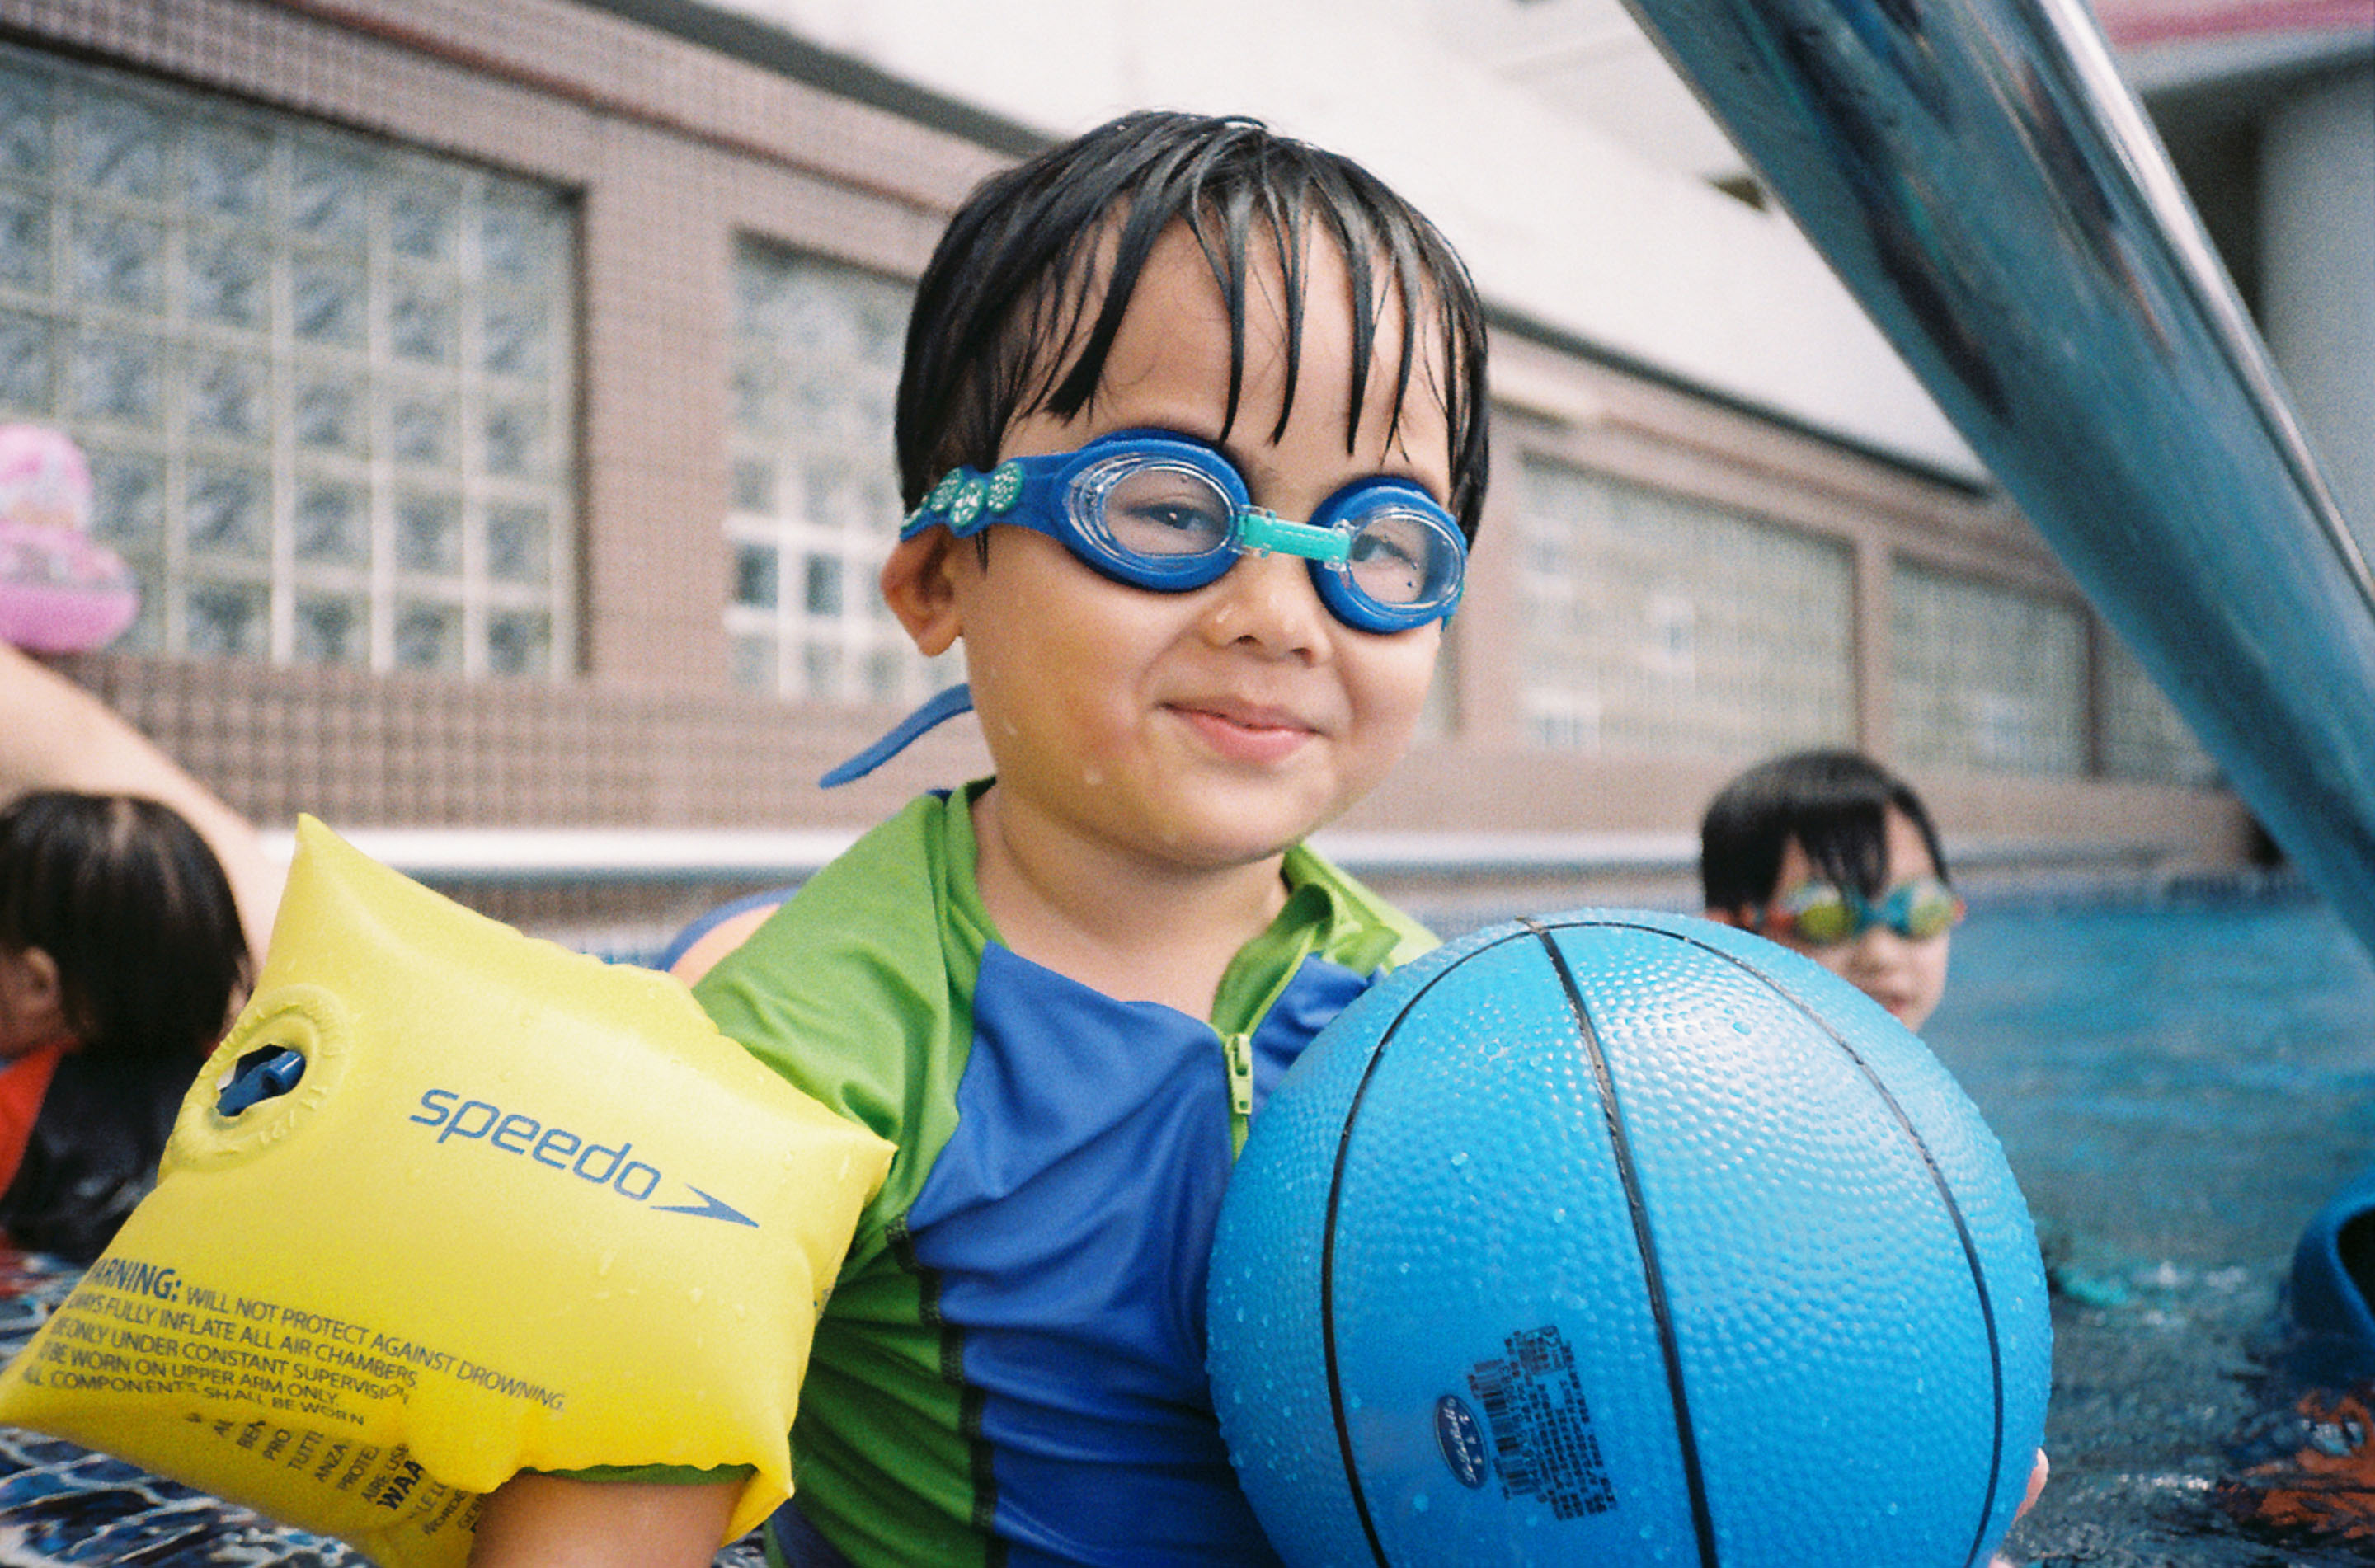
[0,642,284,961]
[468,1472,745,1566]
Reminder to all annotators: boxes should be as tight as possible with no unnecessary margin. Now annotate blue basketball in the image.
[1209,909,2049,1566]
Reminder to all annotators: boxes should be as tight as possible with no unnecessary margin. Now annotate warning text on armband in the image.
[22,1257,567,1419]
[184,1422,482,1537]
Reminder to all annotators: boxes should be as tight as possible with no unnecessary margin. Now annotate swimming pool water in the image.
[1926,888,2375,1567]
[2,888,2370,1562]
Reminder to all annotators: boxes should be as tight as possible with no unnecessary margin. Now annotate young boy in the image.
[468,110,1489,1566]
[1699,748,1962,1032]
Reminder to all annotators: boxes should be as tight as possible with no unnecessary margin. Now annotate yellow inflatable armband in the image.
[0,817,893,1566]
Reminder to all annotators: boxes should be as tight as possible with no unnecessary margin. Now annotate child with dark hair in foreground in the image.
[1701,747,1962,1032]
[0,790,250,1261]
[473,118,2047,1566]
[473,109,1487,1566]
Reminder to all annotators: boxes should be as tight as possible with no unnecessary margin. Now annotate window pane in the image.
[733,541,778,609]
[396,491,461,573]
[68,330,161,425]
[0,191,49,292]
[487,609,550,678]
[2098,632,2219,786]
[727,240,937,703]
[294,481,365,565]
[0,43,578,678]
[1517,457,1855,758]
[186,121,271,219]
[1892,561,2086,775]
[394,600,459,671]
[186,463,268,555]
[185,580,266,658]
[485,503,549,584]
[187,352,269,444]
[294,594,364,666]
[71,210,164,311]
[0,310,51,411]
[73,92,165,200]
[186,229,269,330]
[0,67,51,176]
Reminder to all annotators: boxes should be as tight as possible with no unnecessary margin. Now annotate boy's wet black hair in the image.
[0,790,251,1063]
[1699,749,1952,913]
[896,110,1491,539]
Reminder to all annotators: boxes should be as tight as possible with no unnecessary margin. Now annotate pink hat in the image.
[0,425,139,654]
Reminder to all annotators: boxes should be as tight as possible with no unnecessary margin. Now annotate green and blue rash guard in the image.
[690,783,1434,1568]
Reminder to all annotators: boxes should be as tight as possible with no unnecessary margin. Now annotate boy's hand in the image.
[468,1473,742,1566]
[1988,1449,2050,1567]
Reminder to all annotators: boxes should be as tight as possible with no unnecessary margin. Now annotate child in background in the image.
[470,110,1488,1566]
[1701,749,2048,1556]
[1700,748,1962,1031]
[0,790,251,1261]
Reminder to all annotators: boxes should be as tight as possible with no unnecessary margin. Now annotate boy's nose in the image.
[1202,549,1330,658]
[1844,925,1913,969]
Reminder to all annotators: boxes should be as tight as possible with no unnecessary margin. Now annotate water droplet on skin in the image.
[1081,767,1104,786]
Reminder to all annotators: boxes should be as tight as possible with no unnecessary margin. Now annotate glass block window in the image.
[1892,561,2086,775]
[2099,631,2221,786]
[0,45,576,676]
[728,239,954,703]
[1517,456,1855,757]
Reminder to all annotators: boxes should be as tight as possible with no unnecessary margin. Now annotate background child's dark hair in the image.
[1700,749,1952,913]
[896,110,1492,538]
[0,790,251,1063]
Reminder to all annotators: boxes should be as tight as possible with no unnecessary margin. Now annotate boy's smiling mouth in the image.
[1167,698,1321,763]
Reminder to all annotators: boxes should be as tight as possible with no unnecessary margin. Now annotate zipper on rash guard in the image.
[1223,1030,1255,1158]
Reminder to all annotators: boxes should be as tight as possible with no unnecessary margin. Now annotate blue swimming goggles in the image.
[1755,876,1964,946]
[902,428,1466,634]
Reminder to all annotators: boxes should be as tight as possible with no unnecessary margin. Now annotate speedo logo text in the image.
[408,1088,757,1227]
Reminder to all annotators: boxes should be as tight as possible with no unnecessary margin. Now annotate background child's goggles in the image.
[1757,876,1964,946]
[901,430,1465,633]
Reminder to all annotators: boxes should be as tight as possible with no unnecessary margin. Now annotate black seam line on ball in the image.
[1322,927,1542,1567]
[1524,916,1721,1568]
[1554,915,2012,1568]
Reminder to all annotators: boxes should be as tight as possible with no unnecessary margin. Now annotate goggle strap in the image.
[819,682,976,787]
[1237,508,1350,565]
[905,462,1032,542]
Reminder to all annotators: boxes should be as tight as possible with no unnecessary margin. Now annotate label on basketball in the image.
[1463,1325,1618,1519]
[1432,1393,1490,1488]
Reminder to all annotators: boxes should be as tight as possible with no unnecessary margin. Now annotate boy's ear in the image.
[0,946,66,1039]
[881,531,964,657]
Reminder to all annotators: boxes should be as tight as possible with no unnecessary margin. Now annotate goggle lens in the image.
[1089,458,1235,560]
[1342,502,1462,609]
[1887,879,1965,941]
